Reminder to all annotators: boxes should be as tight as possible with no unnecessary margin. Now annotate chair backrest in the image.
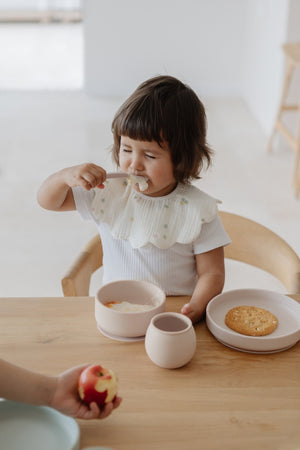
[219,211,300,294]
[61,211,300,296]
[61,235,103,297]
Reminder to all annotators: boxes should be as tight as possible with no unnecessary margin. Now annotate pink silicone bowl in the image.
[95,280,166,338]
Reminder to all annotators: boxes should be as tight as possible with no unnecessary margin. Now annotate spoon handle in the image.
[106,172,127,179]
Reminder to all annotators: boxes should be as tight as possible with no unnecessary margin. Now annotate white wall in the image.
[287,0,300,41]
[241,0,293,135]
[286,0,300,103]
[83,0,246,97]
[83,0,300,136]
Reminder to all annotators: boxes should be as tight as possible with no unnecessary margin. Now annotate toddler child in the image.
[38,75,231,323]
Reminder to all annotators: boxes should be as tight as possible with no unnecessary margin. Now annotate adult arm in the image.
[0,359,121,420]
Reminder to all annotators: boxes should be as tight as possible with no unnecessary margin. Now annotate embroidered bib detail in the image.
[90,179,220,249]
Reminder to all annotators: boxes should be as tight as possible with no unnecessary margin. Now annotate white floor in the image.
[0,23,299,298]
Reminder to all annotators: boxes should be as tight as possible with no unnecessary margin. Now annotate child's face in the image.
[119,136,177,197]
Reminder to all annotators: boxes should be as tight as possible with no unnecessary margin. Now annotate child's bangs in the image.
[116,105,163,144]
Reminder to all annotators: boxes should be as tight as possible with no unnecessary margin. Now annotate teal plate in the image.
[0,400,80,450]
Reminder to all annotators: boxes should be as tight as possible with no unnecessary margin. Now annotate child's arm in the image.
[181,246,225,324]
[37,163,107,211]
[0,359,121,420]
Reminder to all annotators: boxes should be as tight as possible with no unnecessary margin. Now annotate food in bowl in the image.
[105,301,154,312]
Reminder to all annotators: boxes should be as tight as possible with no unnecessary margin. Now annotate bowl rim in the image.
[149,312,193,335]
[95,279,166,315]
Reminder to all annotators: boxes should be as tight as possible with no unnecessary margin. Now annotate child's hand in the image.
[49,364,122,420]
[37,163,107,211]
[64,163,107,191]
[181,302,204,324]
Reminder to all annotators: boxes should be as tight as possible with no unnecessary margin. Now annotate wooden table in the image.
[0,295,300,450]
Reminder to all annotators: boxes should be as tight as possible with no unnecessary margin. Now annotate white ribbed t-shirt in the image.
[73,180,231,295]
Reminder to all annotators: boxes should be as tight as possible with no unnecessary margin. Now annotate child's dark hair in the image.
[111,75,212,183]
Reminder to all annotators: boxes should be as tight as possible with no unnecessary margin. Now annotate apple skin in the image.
[78,364,118,407]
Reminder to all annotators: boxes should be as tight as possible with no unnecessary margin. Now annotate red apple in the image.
[78,364,118,407]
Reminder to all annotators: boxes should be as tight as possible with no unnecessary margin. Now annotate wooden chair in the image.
[61,211,300,296]
[268,42,300,197]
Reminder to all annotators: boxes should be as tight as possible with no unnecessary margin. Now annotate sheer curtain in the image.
[0,1,81,10]
[37,1,81,10]
[0,1,82,21]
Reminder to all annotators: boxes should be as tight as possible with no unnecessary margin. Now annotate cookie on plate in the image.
[225,306,278,336]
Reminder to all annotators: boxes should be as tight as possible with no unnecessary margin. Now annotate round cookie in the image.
[225,306,278,336]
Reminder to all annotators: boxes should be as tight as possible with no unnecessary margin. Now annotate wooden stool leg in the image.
[294,151,300,197]
[268,59,294,153]
[293,101,300,197]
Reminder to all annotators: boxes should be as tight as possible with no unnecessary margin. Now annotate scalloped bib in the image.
[90,178,220,249]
